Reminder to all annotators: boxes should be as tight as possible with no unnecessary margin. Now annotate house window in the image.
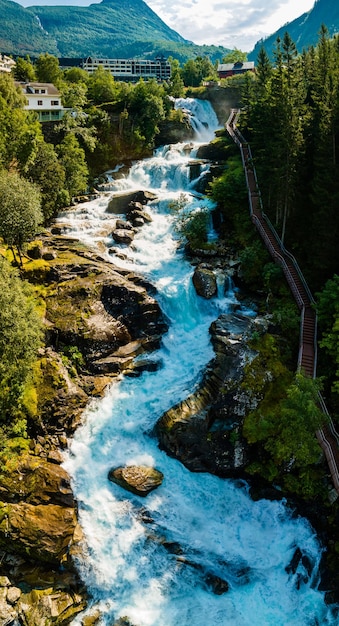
[51,100,59,106]
[37,100,43,105]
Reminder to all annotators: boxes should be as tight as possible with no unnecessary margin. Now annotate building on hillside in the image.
[16,82,66,122]
[217,61,255,79]
[0,54,16,74]
[59,56,171,82]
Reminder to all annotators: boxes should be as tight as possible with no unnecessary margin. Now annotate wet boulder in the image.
[106,190,157,214]
[126,202,152,226]
[108,466,164,497]
[112,229,135,245]
[115,219,134,231]
[192,264,217,299]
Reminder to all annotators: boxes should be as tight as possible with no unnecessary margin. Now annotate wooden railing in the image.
[226,109,339,497]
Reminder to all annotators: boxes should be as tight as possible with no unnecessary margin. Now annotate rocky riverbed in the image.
[0,228,169,625]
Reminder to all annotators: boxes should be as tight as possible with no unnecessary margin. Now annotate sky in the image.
[16,0,316,52]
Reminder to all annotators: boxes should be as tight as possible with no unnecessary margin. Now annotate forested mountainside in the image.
[249,0,339,60]
[0,0,230,62]
[236,28,339,407]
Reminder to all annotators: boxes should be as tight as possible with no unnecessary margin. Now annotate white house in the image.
[16,82,66,122]
[0,54,15,74]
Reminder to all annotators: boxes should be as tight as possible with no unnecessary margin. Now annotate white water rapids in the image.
[60,99,337,625]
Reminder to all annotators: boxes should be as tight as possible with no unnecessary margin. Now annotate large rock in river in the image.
[192,264,217,299]
[108,466,164,497]
[106,190,157,214]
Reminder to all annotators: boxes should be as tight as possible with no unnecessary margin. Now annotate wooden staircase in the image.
[226,109,339,496]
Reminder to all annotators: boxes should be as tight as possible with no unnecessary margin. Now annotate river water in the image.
[61,99,337,625]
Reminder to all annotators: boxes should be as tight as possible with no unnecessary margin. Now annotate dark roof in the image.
[217,61,255,72]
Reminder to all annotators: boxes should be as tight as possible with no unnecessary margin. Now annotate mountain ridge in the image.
[0,0,229,62]
[249,0,339,60]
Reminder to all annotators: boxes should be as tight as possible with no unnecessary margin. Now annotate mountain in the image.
[249,0,339,61]
[0,0,59,56]
[0,0,230,62]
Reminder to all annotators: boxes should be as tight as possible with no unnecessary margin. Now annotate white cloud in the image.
[145,0,315,51]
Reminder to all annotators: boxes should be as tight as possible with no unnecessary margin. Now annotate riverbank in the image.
[1,94,338,624]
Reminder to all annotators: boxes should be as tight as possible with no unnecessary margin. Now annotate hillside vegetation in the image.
[0,0,230,62]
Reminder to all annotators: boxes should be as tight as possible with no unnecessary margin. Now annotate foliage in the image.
[222,49,248,63]
[0,170,43,262]
[0,73,43,170]
[12,56,36,82]
[87,66,121,105]
[0,257,43,420]
[238,241,271,288]
[166,58,185,97]
[60,81,88,110]
[25,142,69,222]
[57,133,89,197]
[208,155,251,246]
[35,53,63,85]
[316,275,339,394]
[241,28,339,413]
[126,79,167,149]
[170,195,209,249]
[244,363,325,488]
[60,345,85,377]
[243,29,339,289]
[181,56,216,87]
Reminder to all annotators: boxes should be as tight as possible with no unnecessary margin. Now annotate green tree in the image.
[0,258,42,419]
[35,53,62,85]
[87,66,119,104]
[26,142,68,222]
[128,79,166,148]
[181,56,214,87]
[316,275,339,393]
[13,56,36,82]
[244,372,325,469]
[63,67,89,85]
[222,48,247,63]
[0,73,43,170]
[57,134,88,197]
[166,58,185,97]
[60,81,88,109]
[0,170,43,264]
[264,374,325,466]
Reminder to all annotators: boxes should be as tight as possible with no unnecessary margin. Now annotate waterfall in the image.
[61,100,336,626]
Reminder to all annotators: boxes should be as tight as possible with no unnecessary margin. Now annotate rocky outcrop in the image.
[155,117,195,147]
[0,451,86,624]
[0,501,77,564]
[156,312,257,475]
[192,264,218,299]
[108,466,164,497]
[0,229,171,625]
[106,190,157,215]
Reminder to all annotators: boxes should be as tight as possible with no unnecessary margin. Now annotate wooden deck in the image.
[226,109,339,496]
